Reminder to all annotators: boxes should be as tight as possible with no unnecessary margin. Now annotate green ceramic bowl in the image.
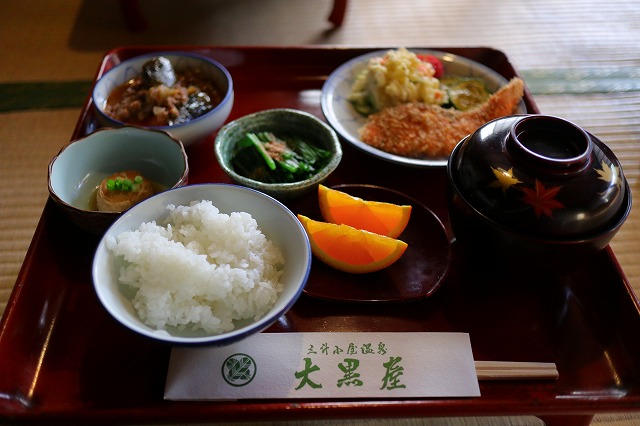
[214,108,342,200]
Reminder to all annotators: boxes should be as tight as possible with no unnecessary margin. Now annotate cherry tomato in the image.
[417,54,444,79]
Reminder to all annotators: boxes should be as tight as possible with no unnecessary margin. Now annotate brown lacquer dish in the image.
[294,184,452,302]
[1,47,640,426]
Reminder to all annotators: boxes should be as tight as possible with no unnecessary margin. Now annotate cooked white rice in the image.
[106,200,285,334]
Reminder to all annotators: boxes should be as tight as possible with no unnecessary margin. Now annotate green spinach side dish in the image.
[231,132,332,183]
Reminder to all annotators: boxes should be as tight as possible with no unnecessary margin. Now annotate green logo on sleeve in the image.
[222,353,257,387]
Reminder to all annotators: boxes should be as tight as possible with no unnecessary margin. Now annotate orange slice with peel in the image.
[297,214,408,274]
[318,185,412,238]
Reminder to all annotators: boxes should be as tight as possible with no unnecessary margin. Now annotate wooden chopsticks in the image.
[475,361,559,380]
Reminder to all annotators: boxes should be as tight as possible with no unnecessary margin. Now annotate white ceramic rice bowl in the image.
[92,183,311,345]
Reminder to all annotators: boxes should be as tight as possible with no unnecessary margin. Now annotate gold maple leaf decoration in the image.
[595,160,621,188]
[489,167,522,193]
[521,180,565,218]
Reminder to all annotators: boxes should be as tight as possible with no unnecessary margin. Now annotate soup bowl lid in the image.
[448,114,629,239]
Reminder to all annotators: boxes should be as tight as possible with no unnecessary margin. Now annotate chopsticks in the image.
[475,361,558,380]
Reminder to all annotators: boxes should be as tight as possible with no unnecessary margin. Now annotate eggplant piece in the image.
[170,92,213,125]
[141,57,177,87]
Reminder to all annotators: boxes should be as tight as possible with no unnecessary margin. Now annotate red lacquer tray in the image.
[2,46,640,426]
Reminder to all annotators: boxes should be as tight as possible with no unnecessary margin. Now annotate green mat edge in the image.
[1,68,639,113]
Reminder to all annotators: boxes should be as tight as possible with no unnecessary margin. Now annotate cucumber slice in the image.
[443,78,491,111]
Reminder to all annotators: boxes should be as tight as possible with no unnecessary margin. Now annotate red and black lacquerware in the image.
[448,114,631,260]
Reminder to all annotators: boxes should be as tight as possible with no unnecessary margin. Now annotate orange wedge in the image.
[298,214,408,274]
[318,185,412,238]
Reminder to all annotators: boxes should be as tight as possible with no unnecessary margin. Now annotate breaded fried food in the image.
[359,77,525,158]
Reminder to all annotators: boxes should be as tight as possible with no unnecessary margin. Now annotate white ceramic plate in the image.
[321,48,526,168]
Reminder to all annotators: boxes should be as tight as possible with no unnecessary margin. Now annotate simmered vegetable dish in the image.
[105,57,223,127]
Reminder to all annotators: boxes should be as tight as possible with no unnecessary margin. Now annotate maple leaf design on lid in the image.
[489,167,522,194]
[521,180,565,218]
[595,160,621,188]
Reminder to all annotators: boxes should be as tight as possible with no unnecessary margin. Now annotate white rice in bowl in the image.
[105,200,285,334]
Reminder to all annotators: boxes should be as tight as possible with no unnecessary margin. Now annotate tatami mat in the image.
[1,0,639,425]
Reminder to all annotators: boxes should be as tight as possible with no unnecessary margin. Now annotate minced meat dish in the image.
[104,57,223,127]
